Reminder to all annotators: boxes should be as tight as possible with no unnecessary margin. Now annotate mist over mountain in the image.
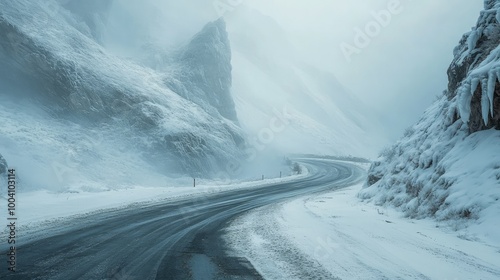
[0,0,245,190]
[0,0,391,192]
[361,1,500,238]
[226,8,387,157]
[61,0,113,43]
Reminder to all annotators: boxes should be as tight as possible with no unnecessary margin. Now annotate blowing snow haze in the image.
[0,0,486,190]
[2,1,500,279]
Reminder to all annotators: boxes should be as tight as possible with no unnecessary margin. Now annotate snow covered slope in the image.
[361,1,500,241]
[0,0,245,190]
[226,182,500,279]
[225,8,387,158]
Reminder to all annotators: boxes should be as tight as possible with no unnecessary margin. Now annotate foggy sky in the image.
[244,0,484,140]
[105,0,484,142]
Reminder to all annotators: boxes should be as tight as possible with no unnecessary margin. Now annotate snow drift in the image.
[0,0,245,190]
[361,1,500,233]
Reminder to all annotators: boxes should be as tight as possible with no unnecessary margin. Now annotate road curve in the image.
[1,159,365,280]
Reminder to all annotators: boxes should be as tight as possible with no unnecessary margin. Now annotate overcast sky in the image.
[240,0,484,139]
[107,0,484,141]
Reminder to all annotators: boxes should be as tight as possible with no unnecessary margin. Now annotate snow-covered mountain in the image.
[225,8,388,157]
[0,0,390,193]
[0,0,245,190]
[361,1,500,240]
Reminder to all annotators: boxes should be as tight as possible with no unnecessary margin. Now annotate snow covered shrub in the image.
[292,162,302,174]
[403,126,415,137]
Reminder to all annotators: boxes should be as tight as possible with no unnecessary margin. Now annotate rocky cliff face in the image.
[361,1,500,223]
[139,19,239,123]
[177,19,238,123]
[0,0,245,188]
[448,0,500,132]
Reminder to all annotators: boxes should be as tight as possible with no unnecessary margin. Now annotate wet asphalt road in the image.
[1,159,365,279]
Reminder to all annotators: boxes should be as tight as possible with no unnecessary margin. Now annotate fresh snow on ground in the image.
[362,103,500,239]
[225,165,500,280]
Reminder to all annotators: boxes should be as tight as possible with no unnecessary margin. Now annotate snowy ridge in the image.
[361,1,500,244]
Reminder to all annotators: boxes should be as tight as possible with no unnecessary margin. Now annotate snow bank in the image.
[228,183,500,279]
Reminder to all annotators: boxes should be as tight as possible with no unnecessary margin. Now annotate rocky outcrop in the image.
[176,19,238,123]
[140,18,239,123]
[448,1,500,132]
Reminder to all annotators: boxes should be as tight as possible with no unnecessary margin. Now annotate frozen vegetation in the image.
[361,0,500,241]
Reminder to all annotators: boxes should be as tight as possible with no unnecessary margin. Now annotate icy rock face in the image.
[361,1,500,222]
[0,0,244,177]
[140,19,239,123]
[176,19,238,123]
[449,0,500,131]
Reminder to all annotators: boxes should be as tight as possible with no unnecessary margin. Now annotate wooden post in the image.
[193,178,196,188]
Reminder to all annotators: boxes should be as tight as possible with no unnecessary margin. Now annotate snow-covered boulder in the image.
[361,1,500,227]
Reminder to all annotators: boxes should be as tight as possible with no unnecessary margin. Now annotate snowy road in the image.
[1,159,365,279]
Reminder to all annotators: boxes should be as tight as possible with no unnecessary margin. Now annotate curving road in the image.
[1,159,365,280]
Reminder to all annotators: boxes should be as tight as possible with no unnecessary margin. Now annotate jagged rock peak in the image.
[179,18,238,122]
